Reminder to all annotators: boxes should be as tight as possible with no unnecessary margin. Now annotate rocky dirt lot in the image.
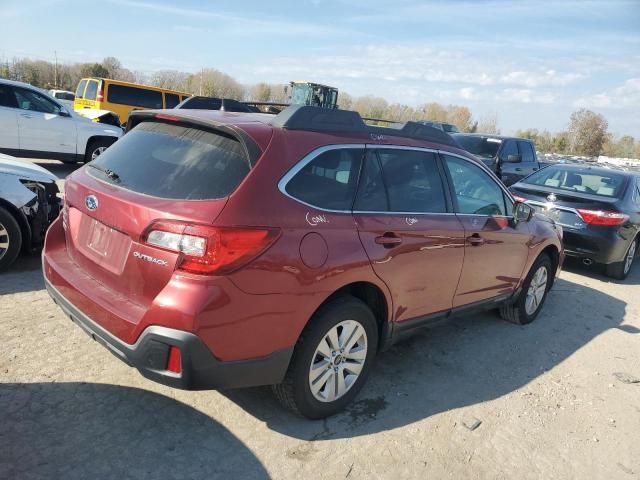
[1,161,639,479]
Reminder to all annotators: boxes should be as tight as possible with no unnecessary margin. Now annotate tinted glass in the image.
[84,80,98,101]
[377,149,447,213]
[444,155,507,215]
[56,92,75,101]
[523,166,628,198]
[179,97,222,110]
[354,152,388,211]
[0,85,17,108]
[500,140,518,161]
[634,181,640,205]
[14,88,60,114]
[519,141,535,163]
[165,93,180,108]
[107,84,163,108]
[453,135,501,159]
[285,148,363,210]
[75,79,87,99]
[221,99,253,113]
[89,121,250,200]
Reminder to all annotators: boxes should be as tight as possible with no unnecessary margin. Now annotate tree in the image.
[476,114,500,134]
[337,91,353,110]
[445,105,473,132]
[80,63,109,79]
[567,109,608,156]
[149,70,190,91]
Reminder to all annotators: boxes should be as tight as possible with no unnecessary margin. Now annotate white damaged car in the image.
[1,79,122,164]
[0,154,60,271]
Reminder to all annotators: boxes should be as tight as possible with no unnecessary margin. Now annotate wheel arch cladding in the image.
[308,281,389,351]
[541,244,559,284]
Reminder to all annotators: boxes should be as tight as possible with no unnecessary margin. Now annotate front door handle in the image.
[515,167,523,172]
[20,113,33,118]
[467,234,485,246]
[375,233,403,248]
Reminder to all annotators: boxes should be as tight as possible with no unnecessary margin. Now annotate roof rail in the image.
[271,106,460,147]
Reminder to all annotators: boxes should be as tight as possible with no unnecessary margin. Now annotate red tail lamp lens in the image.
[167,346,182,374]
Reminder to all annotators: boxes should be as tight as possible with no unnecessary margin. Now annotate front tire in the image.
[0,207,22,272]
[272,296,378,419]
[85,138,116,163]
[500,254,552,325]
[606,238,638,280]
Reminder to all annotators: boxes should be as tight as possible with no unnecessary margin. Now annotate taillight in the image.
[96,88,104,102]
[576,209,629,226]
[167,346,182,374]
[143,220,280,274]
[512,194,527,203]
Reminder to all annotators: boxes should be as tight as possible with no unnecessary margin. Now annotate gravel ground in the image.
[1,160,639,479]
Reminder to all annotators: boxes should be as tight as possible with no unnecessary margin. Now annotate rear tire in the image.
[272,296,378,419]
[606,238,638,280]
[85,138,116,163]
[0,207,22,272]
[500,254,552,325]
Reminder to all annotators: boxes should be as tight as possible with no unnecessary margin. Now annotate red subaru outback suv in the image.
[43,106,563,418]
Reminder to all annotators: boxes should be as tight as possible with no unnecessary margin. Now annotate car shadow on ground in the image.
[0,252,44,295]
[222,275,629,440]
[0,382,270,480]
[33,160,80,180]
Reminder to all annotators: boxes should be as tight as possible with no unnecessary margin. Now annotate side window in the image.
[285,148,363,210]
[13,88,60,114]
[500,140,518,162]
[75,79,87,99]
[0,85,18,108]
[84,80,99,101]
[444,155,507,216]
[377,149,447,213]
[634,180,640,206]
[107,84,163,108]
[165,93,180,108]
[354,151,388,211]
[519,141,535,163]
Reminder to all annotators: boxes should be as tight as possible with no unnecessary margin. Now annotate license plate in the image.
[87,220,111,256]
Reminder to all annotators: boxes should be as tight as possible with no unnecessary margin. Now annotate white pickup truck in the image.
[0,79,122,163]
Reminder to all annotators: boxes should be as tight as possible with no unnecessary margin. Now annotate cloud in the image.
[573,78,640,109]
[500,70,583,87]
[499,89,556,104]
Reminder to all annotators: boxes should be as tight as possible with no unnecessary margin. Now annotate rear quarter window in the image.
[75,79,87,99]
[285,148,364,210]
[84,80,99,101]
[89,121,251,200]
[165,93,180,108]
[107,84,163,109]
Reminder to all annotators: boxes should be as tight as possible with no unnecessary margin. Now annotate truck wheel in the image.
[0,207,22,272]
[272,296,378,419]
[500,254,552,325]
[606,238,638,280]
[85,138,116,163]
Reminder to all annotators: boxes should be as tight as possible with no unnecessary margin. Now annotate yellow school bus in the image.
[74,78,191,124]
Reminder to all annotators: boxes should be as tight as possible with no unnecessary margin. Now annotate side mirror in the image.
[513,201,533,223]
[503,154,522,163]
[58,108,71,117]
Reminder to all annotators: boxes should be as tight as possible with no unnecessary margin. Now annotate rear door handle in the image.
[467,234,485,246]
[375,233,403,248]
[20,113,33,118]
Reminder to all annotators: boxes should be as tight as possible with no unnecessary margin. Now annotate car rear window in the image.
[165,93,180,108]
[89,121,251,200]
[523,167,627,198]
[180,97,222,110]
[75,79,87,99]
[107,84,163,108]
[454,135,501,159]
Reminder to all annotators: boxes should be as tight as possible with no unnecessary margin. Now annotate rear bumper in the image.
[563,228,632,265]
[45,278,292,390]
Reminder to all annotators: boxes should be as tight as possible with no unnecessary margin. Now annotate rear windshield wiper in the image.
[88,164,121,183]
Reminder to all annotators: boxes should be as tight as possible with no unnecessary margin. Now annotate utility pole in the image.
[54,50,58,88]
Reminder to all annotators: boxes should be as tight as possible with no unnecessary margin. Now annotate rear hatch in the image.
[63,117,258,307]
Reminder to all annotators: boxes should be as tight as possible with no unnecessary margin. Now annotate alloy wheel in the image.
[0,222,9,260]
[91,146,107,161]
[308,320,368,403]
[624,241,637,275]
[525,266,548,316]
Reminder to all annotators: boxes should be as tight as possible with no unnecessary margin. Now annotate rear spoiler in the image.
[126,110,263,167]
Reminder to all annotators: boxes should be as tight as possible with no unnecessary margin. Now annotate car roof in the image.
[0,78,42,90]
[452,133,532,142]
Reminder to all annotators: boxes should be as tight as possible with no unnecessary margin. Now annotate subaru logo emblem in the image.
[85,195,98,211]
[546,193,557,202]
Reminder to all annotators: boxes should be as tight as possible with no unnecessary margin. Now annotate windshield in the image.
[523,167,628,198]
[453,135,501,159]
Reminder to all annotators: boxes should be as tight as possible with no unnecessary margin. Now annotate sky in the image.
[1,0,639,136]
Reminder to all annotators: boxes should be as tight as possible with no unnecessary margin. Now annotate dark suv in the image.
[43,106,563,418]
